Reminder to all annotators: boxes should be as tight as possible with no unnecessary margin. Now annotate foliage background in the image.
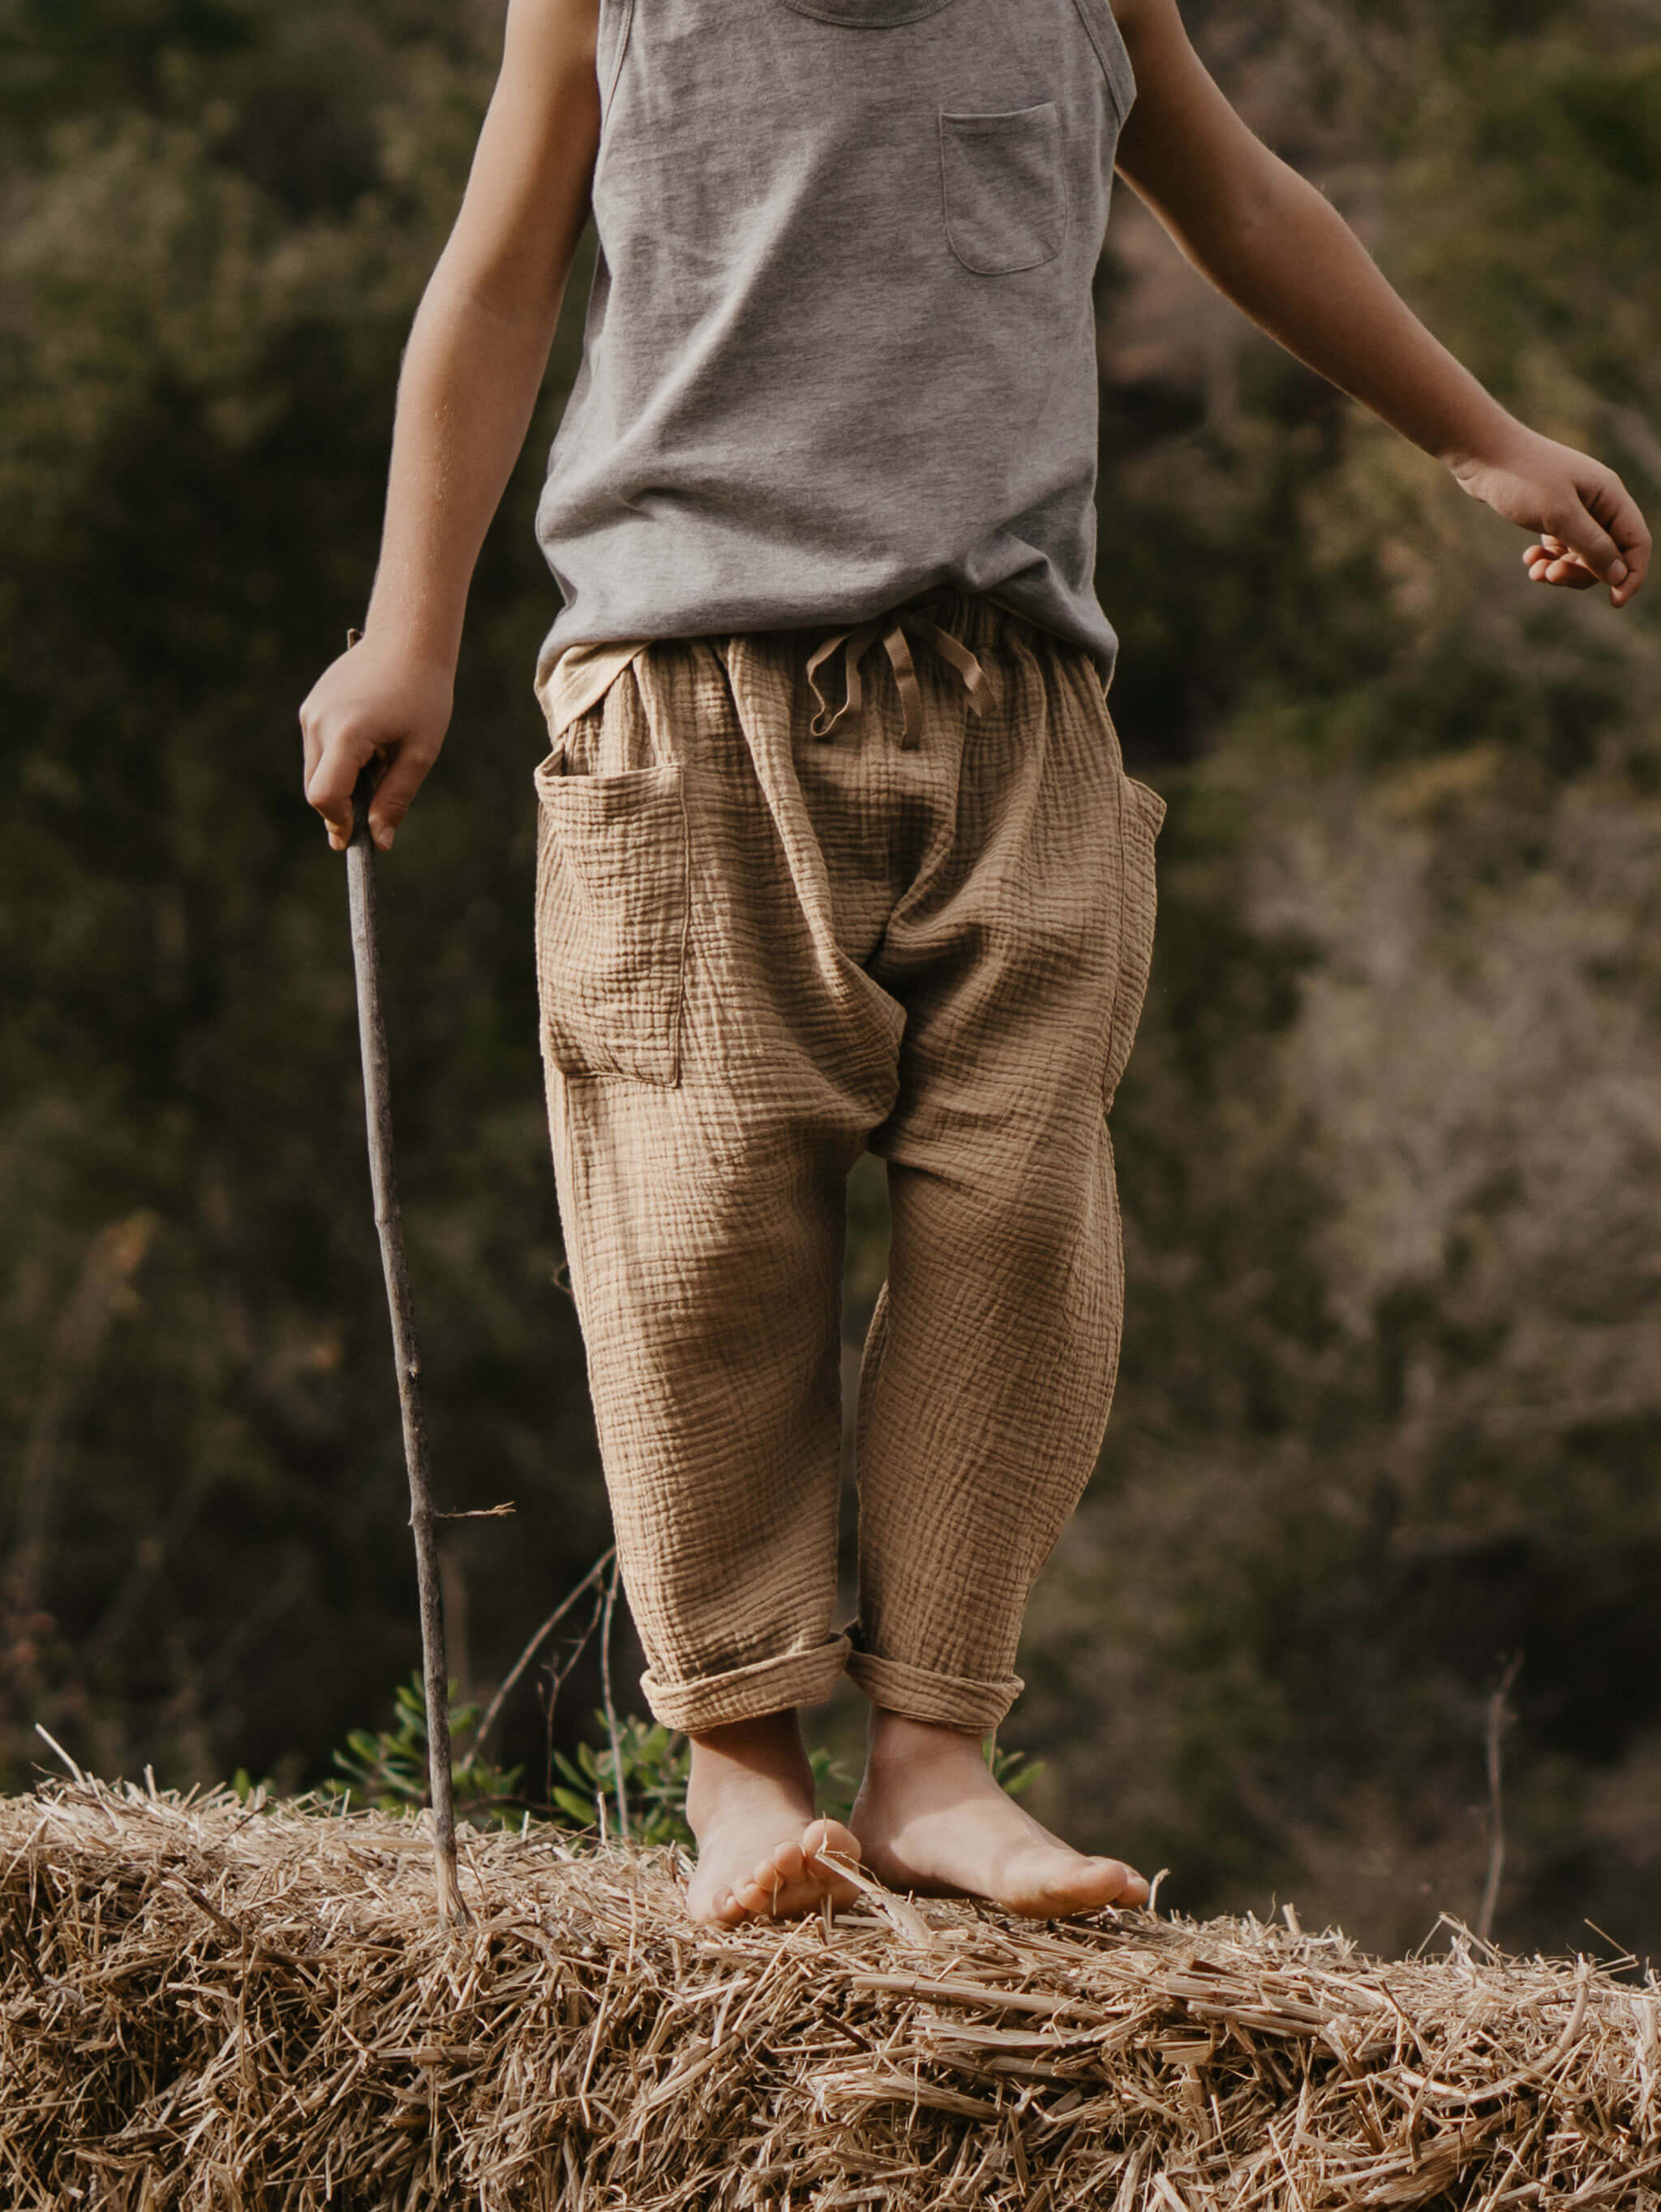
[2,0,1658,1961]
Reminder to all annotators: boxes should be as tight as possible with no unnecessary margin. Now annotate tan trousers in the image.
[533,591,1164,1736]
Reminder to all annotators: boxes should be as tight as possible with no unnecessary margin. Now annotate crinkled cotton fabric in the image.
[532,591,1164,1733]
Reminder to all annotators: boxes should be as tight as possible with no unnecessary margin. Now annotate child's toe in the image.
[804,1815,859,1862]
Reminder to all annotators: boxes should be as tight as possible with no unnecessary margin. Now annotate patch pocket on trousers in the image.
[1102,774,1165,1115]
[532,756,689,1086]
[938,100,1067,275]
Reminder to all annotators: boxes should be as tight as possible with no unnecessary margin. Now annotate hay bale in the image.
[2,1776,1657,2209]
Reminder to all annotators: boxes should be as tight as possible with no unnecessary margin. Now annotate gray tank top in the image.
[534,0,1137,683]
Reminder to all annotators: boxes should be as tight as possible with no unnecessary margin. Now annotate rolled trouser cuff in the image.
[844,1647,1024,1735]
[639,1633,852,1733]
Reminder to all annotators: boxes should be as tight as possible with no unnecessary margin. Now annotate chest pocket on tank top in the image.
[938,101,1068,275]
[779,0,960,20]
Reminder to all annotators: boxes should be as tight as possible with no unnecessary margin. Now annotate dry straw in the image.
[3,1774,1658,2210]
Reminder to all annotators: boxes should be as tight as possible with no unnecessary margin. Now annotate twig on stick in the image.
[467,1545,618,1763]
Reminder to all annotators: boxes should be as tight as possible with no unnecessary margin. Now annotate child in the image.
[300,0,1649,1928]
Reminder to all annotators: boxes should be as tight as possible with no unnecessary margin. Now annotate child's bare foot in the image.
[849,1709,1150,1918]
[683,1708,864,1927]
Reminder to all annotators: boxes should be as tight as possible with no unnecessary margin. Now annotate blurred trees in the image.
[2,0,1658,1958]
[0,0,606,1799]
[1028,2,1661,1957]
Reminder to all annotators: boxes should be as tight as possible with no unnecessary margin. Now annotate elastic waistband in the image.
[775,587,1051,664]
[535,591,1093,746]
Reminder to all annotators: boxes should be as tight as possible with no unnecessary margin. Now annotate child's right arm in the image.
[299,0,601,854]
[1109,0,1649,612]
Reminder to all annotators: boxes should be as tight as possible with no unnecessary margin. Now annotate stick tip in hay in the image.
[4,1774,1659,2208]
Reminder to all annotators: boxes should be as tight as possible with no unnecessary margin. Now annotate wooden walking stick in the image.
[342,660,470,1927]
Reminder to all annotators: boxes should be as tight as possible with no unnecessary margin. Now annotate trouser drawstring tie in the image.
[805,603,1001,749]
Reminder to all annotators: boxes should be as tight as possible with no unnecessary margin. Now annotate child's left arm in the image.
[1109,0,1651,608]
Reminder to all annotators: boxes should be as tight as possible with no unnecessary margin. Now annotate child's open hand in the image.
[1447,427,1650,609]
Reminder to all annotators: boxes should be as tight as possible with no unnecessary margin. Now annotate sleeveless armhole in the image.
[1070,0,1136,127]
[596,0,637,122]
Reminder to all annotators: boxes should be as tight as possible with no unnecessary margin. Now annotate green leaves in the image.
[327,1670,524,1828]
[328,1676,1048,1853]
[550,1714,693,1848]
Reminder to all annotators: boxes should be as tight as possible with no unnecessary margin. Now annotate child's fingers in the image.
[1522,539,1599,589]
[1610,516,1650,605]
[1467,437,1650,606]
[1523,496,1640,596]
[1540,504,1626,594]
[364,745,439,853]
[305,750,369,849]
[1563,463,1650,604]
[303,720,387,850]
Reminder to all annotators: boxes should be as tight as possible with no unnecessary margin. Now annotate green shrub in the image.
[326,1671,525,1829]
[327,1676,1045,1850]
